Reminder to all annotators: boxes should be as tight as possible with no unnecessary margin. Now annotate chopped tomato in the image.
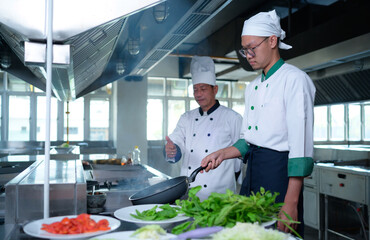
[41,214,111,234]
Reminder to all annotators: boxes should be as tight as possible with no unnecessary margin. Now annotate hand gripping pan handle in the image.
[188,166,206,183]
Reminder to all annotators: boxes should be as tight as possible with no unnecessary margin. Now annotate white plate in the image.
[260,219,276,228]
[23,215,121,239]
[88,230,176,240]
[114,204,190,228]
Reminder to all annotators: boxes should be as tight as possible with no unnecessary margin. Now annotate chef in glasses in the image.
[201,10,316,237]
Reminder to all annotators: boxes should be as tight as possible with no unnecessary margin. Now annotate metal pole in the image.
[44,0,53,219]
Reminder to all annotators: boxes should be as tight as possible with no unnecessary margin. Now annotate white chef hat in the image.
[190,56,216,86]
[241,10,292,50]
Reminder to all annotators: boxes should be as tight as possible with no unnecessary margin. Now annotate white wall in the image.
[148,57,179,78]
[113,77,148,164]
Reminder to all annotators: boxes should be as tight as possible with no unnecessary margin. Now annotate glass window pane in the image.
[232,101,245,116]
[330,105,344,141]
[348,104,361,141]
[188,84,194,98]
[231,82,247,99]
[168,100,185,135]
[314,106,328,141]
[8,74,31,92]
[147,99,163,140]
[148,77,165,96]
[90,99,109,140]
[216,81,230,98]
[64,98,84,141]
[365,105,370,140]
[9,95,30,140]
[37,96,58,141]
[166,78,187,97]
[190,100,198,110]
[219,100,228,107]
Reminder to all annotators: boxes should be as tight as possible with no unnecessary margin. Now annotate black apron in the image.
[239,144,304,237]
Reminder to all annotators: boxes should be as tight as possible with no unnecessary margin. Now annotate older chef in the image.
[201,10,316,236]
[165,56,243,201]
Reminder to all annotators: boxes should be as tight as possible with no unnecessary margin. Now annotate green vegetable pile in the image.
[130,204,179,221]
[172,186,300,238]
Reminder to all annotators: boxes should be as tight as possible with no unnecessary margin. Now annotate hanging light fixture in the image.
[153,2,170,23]
[116,60,126,75]
[0,49,11,69]
[128,37,140,56]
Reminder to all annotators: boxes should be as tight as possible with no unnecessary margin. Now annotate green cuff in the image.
[232,139,249,158]
[288,157,314,177]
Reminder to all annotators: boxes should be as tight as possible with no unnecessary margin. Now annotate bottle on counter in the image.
[132,146,141,165]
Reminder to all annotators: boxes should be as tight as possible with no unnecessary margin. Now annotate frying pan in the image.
[129,166,205,205]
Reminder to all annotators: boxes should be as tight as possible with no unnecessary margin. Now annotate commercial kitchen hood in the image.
[0,0,232,101]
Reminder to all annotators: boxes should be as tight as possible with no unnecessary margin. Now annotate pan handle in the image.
[188,166,206,183]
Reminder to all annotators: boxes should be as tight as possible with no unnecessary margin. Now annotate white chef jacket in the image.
[169,104,243,201]
[241,62,316,160]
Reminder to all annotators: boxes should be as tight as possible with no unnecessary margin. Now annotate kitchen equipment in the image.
[129,166,205,205]
[315,162,370,240]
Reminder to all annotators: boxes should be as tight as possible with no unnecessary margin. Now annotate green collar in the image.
[261,58,285,82]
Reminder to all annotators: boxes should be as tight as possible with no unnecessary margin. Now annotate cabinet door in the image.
[304,187,319,229]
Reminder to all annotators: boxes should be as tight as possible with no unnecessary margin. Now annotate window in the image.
[37,96,58,141]
[167,100,185,134]
[148,77,165,96]
[314,102,370,143]
[147,77,246,140]
[147,99,163,140]
[330,104,344,141]
[314,106,328,141]
[64,98,84,141]
[9,95,30,140]
[348,104,361,141]
[0,73,112,142]
[90,99,110,140]
[232,101,245,116]
[365,104,370,140]
[166,78,187,97]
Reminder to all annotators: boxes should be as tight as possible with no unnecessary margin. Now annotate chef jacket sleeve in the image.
[232,139,249,159]
[284,70,316,177]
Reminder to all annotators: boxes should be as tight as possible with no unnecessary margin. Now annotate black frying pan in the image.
[129,166,205,205]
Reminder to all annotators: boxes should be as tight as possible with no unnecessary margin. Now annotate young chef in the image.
[200,10,316,236]
[164,56,243,201]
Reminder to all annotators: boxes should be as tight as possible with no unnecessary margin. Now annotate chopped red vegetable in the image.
[41,213,110,234]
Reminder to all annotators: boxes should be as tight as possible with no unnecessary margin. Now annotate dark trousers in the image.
[239,144,304,237]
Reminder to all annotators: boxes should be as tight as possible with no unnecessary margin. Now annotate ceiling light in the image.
[0,51,11,69]
[116,61,126,75]
[128,37,140,56]
[153,2,169,23]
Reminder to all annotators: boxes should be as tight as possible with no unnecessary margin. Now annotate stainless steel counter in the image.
[0,154,171,239]
[4,158,86,239]
[315,162,370,240]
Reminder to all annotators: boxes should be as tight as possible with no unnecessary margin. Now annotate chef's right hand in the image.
[165,136,177,158]
[201,150,225,172]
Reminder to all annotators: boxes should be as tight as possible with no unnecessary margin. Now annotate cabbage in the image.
[212,222,291,240]
[131,225,166,240]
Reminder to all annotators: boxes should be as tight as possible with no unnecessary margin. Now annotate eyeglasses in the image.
[239,37,268,58]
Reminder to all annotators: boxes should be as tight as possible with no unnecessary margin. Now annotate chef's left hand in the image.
[277,202,298,233]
